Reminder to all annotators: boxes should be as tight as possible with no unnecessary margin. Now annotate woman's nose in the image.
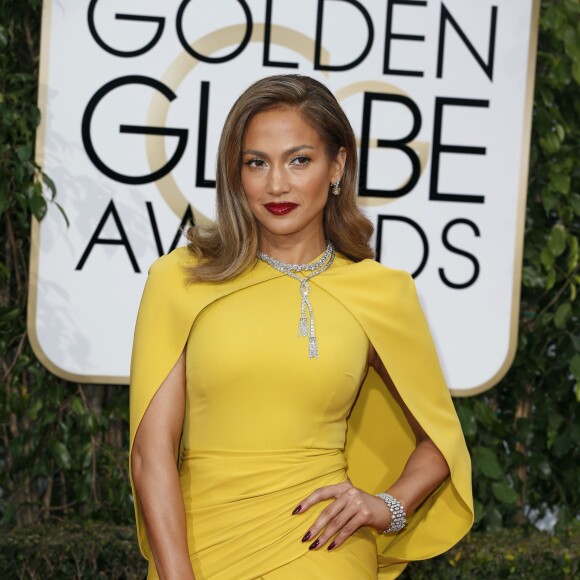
[267,165,290,196]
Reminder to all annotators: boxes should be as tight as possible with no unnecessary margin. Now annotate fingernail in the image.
[327,542,336,551]
[308,539,319,550]
[301,531,311,542]
[292,505,302,515]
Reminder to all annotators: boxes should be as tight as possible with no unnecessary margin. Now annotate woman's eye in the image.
[245,158,266,168]
[290,155,311,166]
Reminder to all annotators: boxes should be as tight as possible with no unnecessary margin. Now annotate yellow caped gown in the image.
[129,247,473,579]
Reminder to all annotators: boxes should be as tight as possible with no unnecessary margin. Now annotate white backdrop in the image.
[29,0,540,394]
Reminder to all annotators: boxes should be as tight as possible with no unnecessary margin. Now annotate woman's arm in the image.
[131,350,195,580]
[294,343,450,550]
[369,343,450,515]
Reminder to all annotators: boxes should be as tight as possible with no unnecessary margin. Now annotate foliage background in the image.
[0,0,578,566]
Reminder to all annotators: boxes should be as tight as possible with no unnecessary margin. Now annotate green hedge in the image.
[0,523,146,579]
[402,527,580,579]
[0,524,578,579]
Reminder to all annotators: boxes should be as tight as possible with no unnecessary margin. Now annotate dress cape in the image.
[129,246,473,579]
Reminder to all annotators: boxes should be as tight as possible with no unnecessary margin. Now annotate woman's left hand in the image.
[293,480,393,550]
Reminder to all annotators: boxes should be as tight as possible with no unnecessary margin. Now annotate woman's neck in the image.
[258,231,327,264]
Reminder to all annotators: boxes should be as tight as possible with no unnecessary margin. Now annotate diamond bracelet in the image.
[376,492,407,533]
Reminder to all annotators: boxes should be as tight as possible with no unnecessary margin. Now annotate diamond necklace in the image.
[257,242,335,358]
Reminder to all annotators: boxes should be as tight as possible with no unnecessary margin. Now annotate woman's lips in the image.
[264,202,298,215]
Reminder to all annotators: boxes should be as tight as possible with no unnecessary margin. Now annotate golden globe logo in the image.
[29,0,540,393]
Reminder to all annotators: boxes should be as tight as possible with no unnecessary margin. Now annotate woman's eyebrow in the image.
[242,145,315,157]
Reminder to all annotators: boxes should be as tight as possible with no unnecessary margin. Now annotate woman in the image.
[130,74,473,579]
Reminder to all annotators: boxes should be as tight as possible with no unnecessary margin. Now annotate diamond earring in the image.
[331,180,341,196]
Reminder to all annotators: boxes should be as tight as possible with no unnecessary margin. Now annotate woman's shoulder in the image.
[334,254,414,289]
[141,246,201,299]
[147,245,197,277]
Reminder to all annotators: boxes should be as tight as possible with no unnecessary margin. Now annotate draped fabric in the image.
[129,247,473,578]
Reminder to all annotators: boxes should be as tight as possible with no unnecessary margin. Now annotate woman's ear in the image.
[332,147,347,182]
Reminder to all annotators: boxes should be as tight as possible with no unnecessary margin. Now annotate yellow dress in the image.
[129,247,473,579]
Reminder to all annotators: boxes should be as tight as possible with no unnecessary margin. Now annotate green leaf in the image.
[87,415,100,434]
[550,173,570,194]
[541,188,558,213]
[0,307,20,322]
[523,265,545,288]
[456,405,477,438]
[548,226,567,257]
[539,132,561,154]
[475,446,503,480]
[538,460,551,477]
[41,172,57,200]
[553,430,572,457]
[554,302,572,329]
[545,269,556,290]
[571,194,580,216]
[82,445,93,470]
[71,397,85,416]
[16,145,32,162]
[492,482,518,504]
[52,441,72,470]
[54,201,70,227]
[573,60,580,85]
[474,400,499,429]
[486,507,503,531]
[564,27,580,60]
[0,25,8,49]
[567,235,579,272]
[28,399,43,422]
[548,411,564,430]
[473,499,484,523]
[29,194,47,221]
[540,246,555,271]
[570,354,580,382]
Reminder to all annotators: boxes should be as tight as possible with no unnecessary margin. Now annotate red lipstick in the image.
[264,202,298,215]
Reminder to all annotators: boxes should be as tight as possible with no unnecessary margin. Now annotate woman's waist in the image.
[179,447,347,508]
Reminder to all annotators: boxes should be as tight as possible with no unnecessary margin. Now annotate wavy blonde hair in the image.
[186,74,374,281]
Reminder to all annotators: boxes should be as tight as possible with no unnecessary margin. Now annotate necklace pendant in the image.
[298,315,308,337]
[298,298,308,336]
[256,242,335,359]
[308,336,319,359]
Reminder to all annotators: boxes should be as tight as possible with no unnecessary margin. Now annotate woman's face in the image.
[241,107,345,248]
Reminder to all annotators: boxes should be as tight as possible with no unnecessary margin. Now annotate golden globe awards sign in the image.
[29,0,539,394]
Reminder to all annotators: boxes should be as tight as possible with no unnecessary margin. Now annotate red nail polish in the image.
[327,542,336,551]
[308,539,319,550]
[301,531,311,542]
[292,505,302,515]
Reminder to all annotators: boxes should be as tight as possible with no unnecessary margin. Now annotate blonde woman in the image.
[129,74,473,579]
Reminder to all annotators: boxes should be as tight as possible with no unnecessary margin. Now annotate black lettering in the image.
[263,0,299,68]
[438,218,480,289]
[176,0,252,63]
[429,97,488,204]
[81,76,188,185]
[87,0,165,57]
[146,201,164,257]
[384,0,427,77]
[147,202,196,256]
[169,205,196,253]
[437,3,498,80]
[76,200,140,272]
[375,215,428,278]
[315,0,373,71]
[359,92,421,197]
[196,81,216,188]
